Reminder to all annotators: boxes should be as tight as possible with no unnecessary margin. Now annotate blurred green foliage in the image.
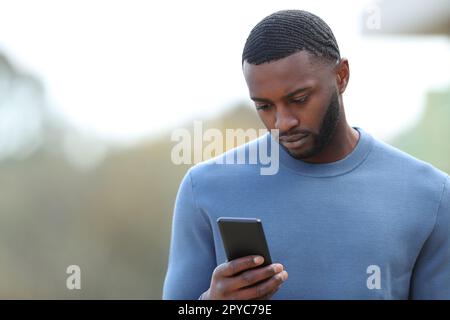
[390,88,450,175]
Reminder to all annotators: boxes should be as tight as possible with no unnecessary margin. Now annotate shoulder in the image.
[367,133,448,202]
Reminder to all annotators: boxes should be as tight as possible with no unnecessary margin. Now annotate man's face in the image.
[243,51,342,160]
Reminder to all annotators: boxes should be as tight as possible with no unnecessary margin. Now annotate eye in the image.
[256,104,271,111]
[291,96,308,104]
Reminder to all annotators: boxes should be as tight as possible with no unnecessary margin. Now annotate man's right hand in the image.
[200,255,288,300]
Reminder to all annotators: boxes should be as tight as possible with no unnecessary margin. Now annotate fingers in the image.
[209,257,288,300]
[214,255,264,277]
[255,283,282,300]
[233,270,288,300]
[228,263,284,291]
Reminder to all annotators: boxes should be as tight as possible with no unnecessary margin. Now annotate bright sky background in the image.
[0,0,449,144]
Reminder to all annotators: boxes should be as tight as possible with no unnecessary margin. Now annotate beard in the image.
[282,90,341,160]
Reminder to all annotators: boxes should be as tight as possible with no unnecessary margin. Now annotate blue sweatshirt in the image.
[163,127,450,299]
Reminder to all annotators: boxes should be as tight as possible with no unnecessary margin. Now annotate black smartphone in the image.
[217,217,272,267]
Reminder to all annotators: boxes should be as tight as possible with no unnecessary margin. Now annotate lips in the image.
[280,133,308,143]
[280,134,308,149]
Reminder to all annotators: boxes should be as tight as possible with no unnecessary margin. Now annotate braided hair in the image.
[242,10,340,65]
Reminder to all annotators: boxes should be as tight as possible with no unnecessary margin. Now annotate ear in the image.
[335,58,350,94]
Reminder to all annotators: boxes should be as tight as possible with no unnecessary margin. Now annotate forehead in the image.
[243,51,331,98]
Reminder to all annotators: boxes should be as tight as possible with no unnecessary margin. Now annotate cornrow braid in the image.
[242,10,340,65]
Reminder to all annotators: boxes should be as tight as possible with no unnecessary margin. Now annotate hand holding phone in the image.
[199,217,288,300]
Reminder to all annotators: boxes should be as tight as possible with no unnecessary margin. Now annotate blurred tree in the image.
[0,53,47,159]
[0,58,262,298]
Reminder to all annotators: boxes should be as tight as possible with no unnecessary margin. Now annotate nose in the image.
[274,106,299,134]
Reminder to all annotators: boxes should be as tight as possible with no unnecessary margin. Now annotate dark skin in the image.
[201,255,287,300]
[243,50,359,163]
[201,51,358,300]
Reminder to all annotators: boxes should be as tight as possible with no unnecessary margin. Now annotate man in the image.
[163,10,450,299]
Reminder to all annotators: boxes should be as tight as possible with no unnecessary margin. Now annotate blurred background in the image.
[0,0,448,298]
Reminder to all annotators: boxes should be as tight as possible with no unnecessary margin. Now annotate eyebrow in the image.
[251,86,312,103]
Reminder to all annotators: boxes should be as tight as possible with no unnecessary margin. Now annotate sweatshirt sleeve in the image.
[410,174,450,299]
[162,169,217,299]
